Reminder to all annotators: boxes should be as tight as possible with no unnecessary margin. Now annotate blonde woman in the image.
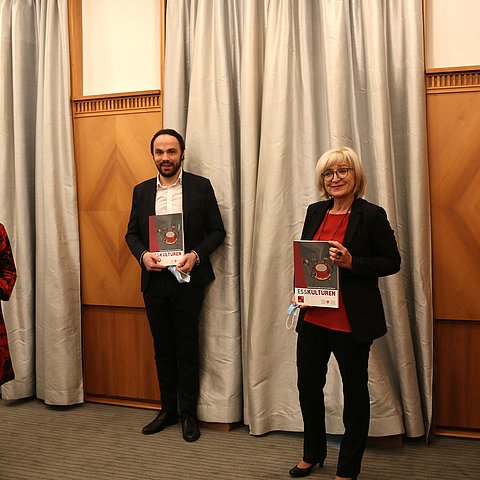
[290,148,400,480]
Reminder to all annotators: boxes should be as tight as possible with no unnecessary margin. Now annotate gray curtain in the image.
[164,0,431,437]
[0,0,82,404]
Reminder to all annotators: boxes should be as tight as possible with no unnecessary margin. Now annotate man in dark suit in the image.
[125,129,225,442]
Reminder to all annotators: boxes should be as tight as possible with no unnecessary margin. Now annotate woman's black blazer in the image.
[296,197,401,344]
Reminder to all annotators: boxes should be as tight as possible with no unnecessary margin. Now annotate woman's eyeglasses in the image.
[321,167,352,181]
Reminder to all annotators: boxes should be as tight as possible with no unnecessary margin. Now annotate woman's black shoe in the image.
[288,461,321,477]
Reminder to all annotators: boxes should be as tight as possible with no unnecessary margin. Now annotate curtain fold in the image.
[165,0,244,422]
[164,0,431,437]
[0,0,82,405]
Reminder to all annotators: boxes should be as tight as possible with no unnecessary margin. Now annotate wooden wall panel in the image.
[427,92,480,320]
[83,306,160,406]
[427,68,480,438]
[73,108,163,407]
[435,321,480,431]
[75,111,159,307]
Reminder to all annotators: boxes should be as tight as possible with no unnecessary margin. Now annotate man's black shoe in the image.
[181,412,200,442]
[142,410,178,435]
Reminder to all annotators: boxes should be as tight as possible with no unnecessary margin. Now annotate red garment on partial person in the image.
[0,223,17,386]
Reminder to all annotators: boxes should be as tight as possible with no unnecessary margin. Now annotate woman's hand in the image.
[292,295,308,309]
[328,240,353,270]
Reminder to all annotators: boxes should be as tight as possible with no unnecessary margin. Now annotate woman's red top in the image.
[304,212,352,332]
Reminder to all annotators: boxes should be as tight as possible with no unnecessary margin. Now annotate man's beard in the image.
[158,161,181,178]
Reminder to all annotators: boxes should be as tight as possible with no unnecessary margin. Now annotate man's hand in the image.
[176,252,197,274]
[143,252,168,271]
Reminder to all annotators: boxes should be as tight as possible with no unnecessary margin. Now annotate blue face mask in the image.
[286,303,300,330]
[168,266,191,284]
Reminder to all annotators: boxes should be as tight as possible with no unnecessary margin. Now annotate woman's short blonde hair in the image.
[315,147,367,199]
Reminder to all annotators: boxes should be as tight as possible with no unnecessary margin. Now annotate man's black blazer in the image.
[125,171,226,291]
[296,197,401,344]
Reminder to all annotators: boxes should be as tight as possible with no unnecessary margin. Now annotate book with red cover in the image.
[149,213,184,266]
[293,240,339,308]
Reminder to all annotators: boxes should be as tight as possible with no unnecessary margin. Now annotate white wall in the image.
[82,0,160,96]
[425,0,480,69]
[81,0,480,96]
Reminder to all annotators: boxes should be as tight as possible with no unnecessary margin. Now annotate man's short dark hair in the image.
[150,129,185,155]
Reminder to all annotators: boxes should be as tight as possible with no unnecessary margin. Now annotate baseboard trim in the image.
[434,428,480,439]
